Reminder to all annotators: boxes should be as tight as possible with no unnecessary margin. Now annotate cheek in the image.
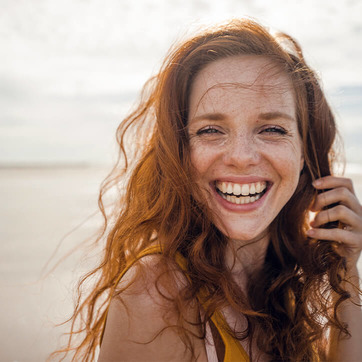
[274,138,303,173]
[278,154,303,192]
[190,144,215,176]
[189,151,207,191]
[268,143,302,181]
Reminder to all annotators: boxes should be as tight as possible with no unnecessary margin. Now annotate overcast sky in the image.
[1,0,361,165]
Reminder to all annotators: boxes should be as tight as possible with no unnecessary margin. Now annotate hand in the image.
[307,176,362,269]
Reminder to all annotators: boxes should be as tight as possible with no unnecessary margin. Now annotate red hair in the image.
[53,19,353,361]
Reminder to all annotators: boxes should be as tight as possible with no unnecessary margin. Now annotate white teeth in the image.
[250,183,256,195]
[257,182,267,193]
[218,182,227,193]
[216,180,267,200]
[221,194,261,205]
[241,184,250,196]
[233,183,241,195]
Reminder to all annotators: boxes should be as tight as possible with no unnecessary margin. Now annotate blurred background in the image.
[1,0,361,360]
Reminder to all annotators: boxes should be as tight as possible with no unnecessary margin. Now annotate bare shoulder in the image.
[98,254,207,362]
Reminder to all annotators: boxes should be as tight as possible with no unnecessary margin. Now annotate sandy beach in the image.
[0,166,108,361]
[0,166,361,361]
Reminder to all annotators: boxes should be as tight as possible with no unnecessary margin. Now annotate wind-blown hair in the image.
[54,19,351,361]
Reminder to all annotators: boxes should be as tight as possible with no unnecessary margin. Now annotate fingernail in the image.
[313,179,322,187]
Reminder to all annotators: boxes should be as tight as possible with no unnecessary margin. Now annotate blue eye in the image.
[196,126,220,135]
[262,126,287,135]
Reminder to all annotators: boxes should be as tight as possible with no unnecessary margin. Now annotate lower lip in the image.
[211,183,270,212]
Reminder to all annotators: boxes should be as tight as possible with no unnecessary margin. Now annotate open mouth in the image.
[215,180,268,205]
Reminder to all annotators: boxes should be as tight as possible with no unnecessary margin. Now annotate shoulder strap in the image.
[112,244,164,287]
[211,312,250,362]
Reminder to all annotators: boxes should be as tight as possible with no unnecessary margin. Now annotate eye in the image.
[196,126,221,135]
[261,126,287,135]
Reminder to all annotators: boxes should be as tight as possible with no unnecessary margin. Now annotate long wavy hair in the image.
[53,19,352,361]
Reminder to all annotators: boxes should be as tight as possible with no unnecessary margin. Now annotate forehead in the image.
[189,55,295,112]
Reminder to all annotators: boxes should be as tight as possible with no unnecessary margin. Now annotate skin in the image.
[309,176,362,361]
[188,55,304,275]
[187,55,361,360]
[187,55,306,360]
[98,256,208,361]
[98,56,362,361]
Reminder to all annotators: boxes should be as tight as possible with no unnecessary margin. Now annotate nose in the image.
[222,133,261,168]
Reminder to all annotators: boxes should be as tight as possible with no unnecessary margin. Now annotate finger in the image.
[312,187,361,213]
[307,227,360,249]
[313,176,355,194]
[311,204,361,229]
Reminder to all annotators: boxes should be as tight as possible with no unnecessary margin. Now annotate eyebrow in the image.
[190,111,295,123]
[191,112,226,122]
[258,111,296,122]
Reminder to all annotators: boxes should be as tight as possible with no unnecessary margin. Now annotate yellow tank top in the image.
[101,244,249,362]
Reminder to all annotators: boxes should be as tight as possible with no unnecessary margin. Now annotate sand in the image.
[0,166,107,361]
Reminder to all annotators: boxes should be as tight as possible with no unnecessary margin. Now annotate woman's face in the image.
[187,55,304,244]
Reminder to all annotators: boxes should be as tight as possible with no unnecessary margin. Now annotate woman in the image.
[56,19,362,361]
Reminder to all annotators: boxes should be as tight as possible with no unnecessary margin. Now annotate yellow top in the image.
[210,311,250,362]
[102,244,249,362]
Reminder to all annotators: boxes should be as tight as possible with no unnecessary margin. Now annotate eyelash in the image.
[196,126,220,135]
[261,126,287,135]
[196,126,288,136]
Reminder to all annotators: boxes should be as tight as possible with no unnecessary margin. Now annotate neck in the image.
[225,232,270,290]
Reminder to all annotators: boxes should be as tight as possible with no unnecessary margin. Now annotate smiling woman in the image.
[188,56,304,244]
[52,19,362,361]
